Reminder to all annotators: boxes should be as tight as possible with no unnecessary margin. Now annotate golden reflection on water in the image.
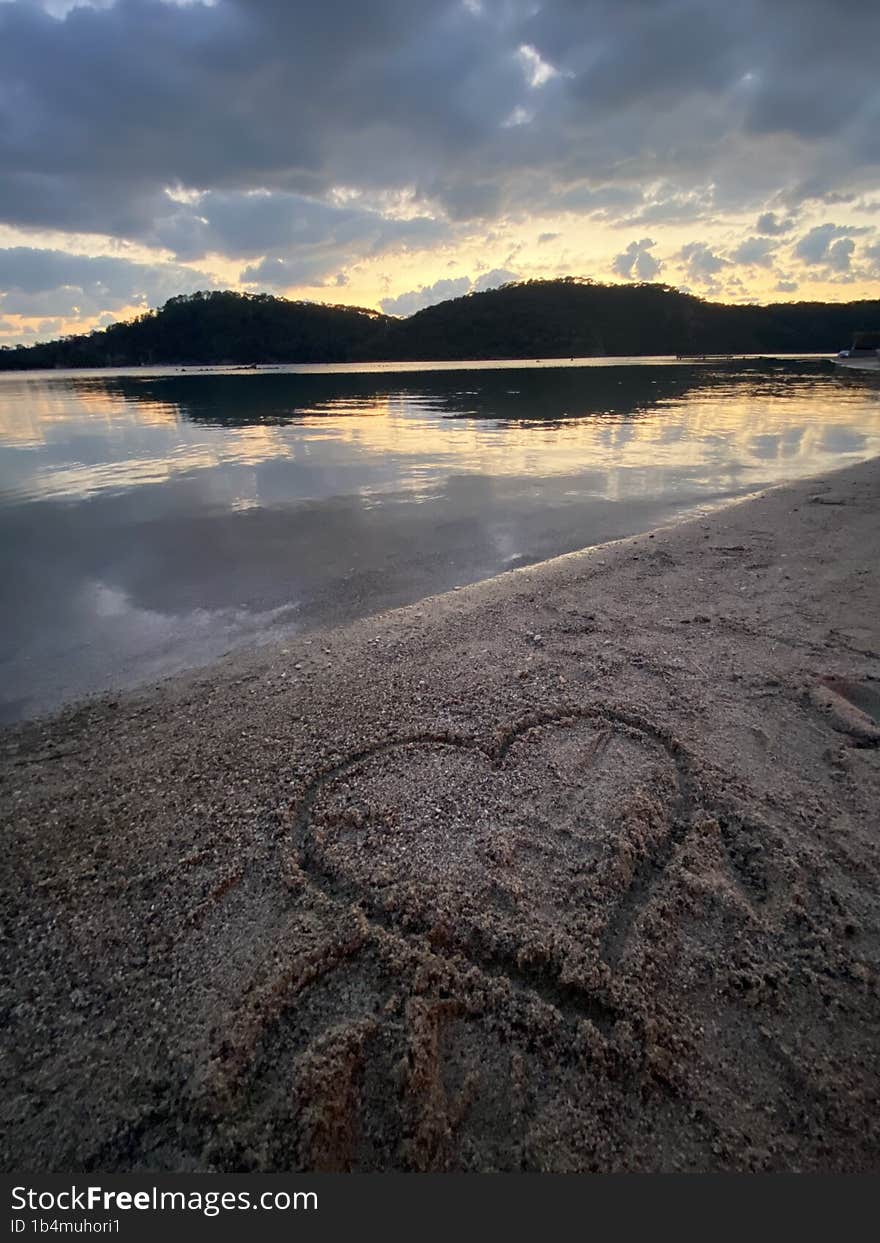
[0,377,179,449]
[0,367,878,506]
[2,364,879,722]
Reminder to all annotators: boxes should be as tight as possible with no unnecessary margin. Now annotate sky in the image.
[0,0,879,346]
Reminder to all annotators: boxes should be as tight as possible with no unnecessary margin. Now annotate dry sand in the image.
[2,458,879,1173]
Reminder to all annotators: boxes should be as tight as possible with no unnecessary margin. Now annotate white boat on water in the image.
[835,331,880,372]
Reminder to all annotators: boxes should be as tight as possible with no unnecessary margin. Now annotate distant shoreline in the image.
[0,350,836,378]
[2,279,876,370]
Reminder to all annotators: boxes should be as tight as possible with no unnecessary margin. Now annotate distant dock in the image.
[676,352,742,360]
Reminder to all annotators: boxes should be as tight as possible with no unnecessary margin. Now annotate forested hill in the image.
[0,292,388,369]
[1,280,878,369]
[381,280,880,359]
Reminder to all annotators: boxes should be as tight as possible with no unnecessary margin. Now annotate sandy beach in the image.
[2,456,879,1173]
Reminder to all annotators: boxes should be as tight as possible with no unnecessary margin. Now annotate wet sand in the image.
[2,457,879,1172]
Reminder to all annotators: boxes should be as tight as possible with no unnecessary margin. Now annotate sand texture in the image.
[2,459,879,1172]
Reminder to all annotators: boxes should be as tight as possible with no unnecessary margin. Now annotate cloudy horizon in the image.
[1,0,878,345]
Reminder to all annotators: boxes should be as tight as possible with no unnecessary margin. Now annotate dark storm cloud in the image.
[154,191,447,263]
[238,255,330,290]
[0,0,878,290]
[617,188,715,229]
[0,0,521,232]
[554,185,643,215]
[0,246,215,316]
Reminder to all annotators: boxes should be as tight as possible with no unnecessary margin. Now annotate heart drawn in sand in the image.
[290,709,697,983]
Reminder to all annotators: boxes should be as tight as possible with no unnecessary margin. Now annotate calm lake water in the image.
[2,356,879,722]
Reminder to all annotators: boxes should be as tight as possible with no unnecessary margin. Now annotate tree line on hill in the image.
[1,279,877,369]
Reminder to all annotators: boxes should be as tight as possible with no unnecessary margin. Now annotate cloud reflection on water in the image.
[1,359,878,721]
[1,361,878,509]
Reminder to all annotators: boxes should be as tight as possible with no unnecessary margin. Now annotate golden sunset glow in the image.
[0,1,876,349]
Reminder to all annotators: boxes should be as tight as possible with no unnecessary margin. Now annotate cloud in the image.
[154,189,448,265]
[611,238,661,281]
[618,187,715,228]
[756,211,795,236]
[679,241,728,284]
[827,238,855,272]
[239,256,324,290]
[517,43,560,90]
[472,267,518,292]
[793,223,863,270]
[556,184,644,217]
[0,1,877,311]
[0,0,529,236]
[0,246,215,317]
[730,236,777,267]
[379,276,472,316]
[379,266,518,315]
[0,1,877,242]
